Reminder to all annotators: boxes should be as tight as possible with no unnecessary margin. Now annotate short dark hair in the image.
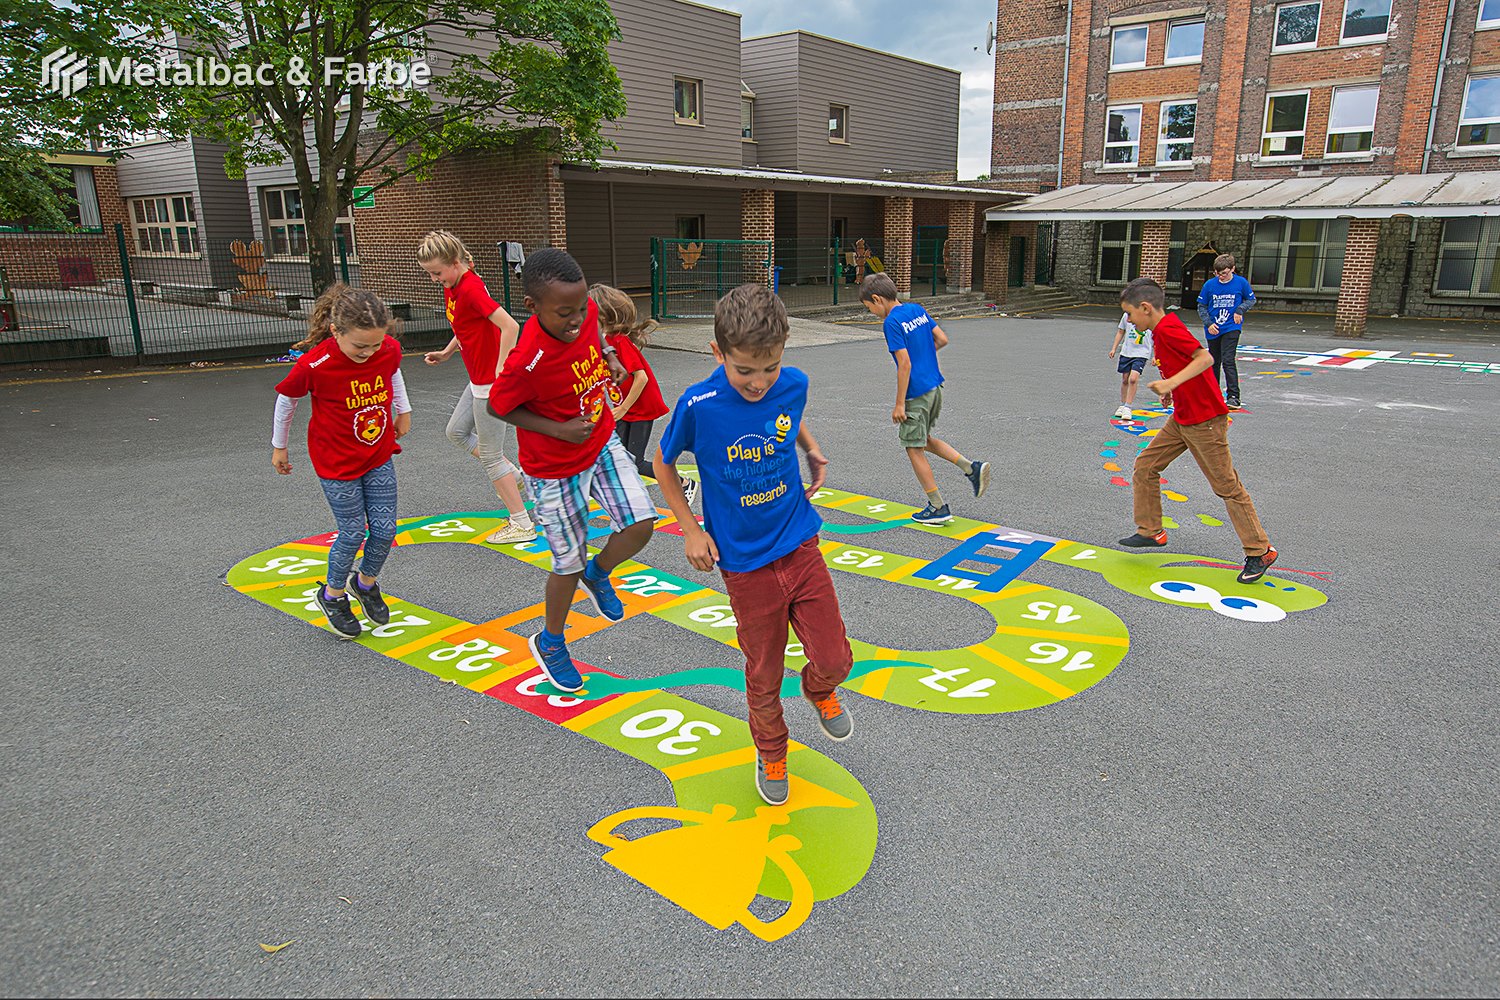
[1213,253,1236,272]
[714,284,789,355]
[522,246,585,299]
[859,272,898,302]
[1120,277,1165,310]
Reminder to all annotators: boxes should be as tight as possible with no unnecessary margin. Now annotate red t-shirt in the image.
[275,336,403,480]
[487,299,622,478]
[607,332,668,422]
[444,269,504,388]
[1151,310,1228,425]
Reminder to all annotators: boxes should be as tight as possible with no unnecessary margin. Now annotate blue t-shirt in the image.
[883,303,945,399]
[1197,275,1256,339]
[658,366,824,574]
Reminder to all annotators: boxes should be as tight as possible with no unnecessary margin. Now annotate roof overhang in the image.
[986,172,1500,221]
[562,159,1027,204]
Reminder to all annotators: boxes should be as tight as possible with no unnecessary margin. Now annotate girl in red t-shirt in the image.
[271,284,411,640]
[417,230,535,544]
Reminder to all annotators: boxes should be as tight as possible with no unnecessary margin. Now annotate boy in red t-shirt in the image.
[487,249,657,693]
[1117,278,1278,584]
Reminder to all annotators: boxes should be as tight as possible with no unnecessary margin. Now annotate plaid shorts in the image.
[525,436,657,575]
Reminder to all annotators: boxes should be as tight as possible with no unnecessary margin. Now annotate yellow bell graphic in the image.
[587,777,855,942]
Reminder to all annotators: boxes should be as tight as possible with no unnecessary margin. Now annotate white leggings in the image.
[445,385,518,483]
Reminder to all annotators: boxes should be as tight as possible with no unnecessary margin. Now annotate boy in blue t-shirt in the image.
[1196,253,1256,410]
[654,284,855,808]
[860,273,990,524]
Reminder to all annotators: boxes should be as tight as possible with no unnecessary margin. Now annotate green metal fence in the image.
[651,238,772,319]
[0,224,522,365]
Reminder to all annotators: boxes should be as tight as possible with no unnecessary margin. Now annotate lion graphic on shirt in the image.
[581,380,625,424]
[353,404,389,445]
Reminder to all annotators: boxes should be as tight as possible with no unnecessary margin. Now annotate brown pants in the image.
[1133,414,1270,556]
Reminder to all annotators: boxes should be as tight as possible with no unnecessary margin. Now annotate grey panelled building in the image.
[108,0,1017,311]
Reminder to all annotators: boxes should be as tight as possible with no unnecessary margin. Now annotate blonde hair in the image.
[416,229,474,268]
[294,283,398,351]
[588,283,657,348]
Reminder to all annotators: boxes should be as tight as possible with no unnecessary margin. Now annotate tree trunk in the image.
[305,184,341,295]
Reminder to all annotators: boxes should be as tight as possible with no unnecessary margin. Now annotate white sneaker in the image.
[1115,405,1133,420]
[680,477,700,508]
[487,520,537,544]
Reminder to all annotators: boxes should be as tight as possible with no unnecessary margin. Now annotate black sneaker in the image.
[1237,546,1278,584]
[680,476,699,509]
[1119,530,1168,548]
[1227,396,1242,410]
[315,582,362,639]
[912,503,953,525]
[348,577,390,626]
[965,460,992,498]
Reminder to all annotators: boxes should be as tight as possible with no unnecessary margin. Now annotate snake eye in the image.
[1150,580,1221,604]
[1210,595,1287,622]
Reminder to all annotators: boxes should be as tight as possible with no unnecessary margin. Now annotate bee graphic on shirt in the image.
[772,413,792,443]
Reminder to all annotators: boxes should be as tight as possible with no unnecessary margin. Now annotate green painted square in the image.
[398,630,524,682]
[823,543,903,579]
[652,593,743,644]
[581,693,745,770]
[227,547,328,588]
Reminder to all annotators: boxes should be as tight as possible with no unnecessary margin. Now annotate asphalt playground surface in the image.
[2,312,1497,996]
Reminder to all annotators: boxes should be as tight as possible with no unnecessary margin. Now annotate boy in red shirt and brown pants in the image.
[1117,277,1278,584]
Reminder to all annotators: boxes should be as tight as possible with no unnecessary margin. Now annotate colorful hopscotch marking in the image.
[1289,348,1401,369]
[1240,345,1500,375]
[226,486,1328,943]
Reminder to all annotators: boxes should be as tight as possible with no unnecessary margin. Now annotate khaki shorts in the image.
[898,386,942,448]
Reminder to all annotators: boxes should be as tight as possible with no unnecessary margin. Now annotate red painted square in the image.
[485,664,622,725]
[1319,356,1355,366]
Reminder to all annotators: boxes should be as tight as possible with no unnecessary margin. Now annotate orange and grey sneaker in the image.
[802,680,853,741]
[1119,529,1169,548]
[1237,546,1278,584]
[756,756,789,806]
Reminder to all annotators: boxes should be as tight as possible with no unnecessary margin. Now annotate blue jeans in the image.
[318,459,398,586]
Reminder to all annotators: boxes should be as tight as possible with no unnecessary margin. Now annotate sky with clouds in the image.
[707,0,998,179]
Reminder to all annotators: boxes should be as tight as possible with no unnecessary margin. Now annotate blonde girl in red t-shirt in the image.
[587,285,669,465]
[271,284,411,640]
[417,230,534,544]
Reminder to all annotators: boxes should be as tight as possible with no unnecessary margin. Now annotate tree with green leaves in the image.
[177,0,627,291]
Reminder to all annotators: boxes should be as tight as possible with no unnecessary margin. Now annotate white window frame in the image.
[1104,104,1143,166]
[1325,85,1379,156]
[829,104,849,143]
[1458,75,1500,148]
[673,77,702,125]
[261,186,357,261]
[1110,25,1149,70]
[130,194,199,257]
[1262,90,1310,158]
[1482,0,1500,28]
[1273,1,1322,51]
[1157,100,1197,164]
[1435,218,1500,296]
[741,97,754,140]
[1164,19,1205,65]
[1339,0,1390,43]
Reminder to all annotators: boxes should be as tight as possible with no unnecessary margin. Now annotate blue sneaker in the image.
[580,558,625,622]
[528,631,584,693]
[965,460,992,499]
[912,503,953,525]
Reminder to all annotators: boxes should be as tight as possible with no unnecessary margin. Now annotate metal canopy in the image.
[562,159,1028,203]
[985,172,1500,221]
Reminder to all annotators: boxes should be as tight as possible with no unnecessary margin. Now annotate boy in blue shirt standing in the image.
[1196,253,1256,409]
[654,284,855,807]
[860,273,990,524]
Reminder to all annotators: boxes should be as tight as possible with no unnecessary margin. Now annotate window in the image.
[1096,221,1142,283]
[1262,92,1309,157]
[828,104,848,142]
[1110,25,1148,69]
[1104,105,1142,166]
[1340,0,1390,42]
[1326,86,1378,155]
[1458,75,1500,147]
[1274,2,1322,49]
[1165,19,1205,63]
[1249,218,1348,291]
[1165,221,1189,285]
[673,78,701,124]
[0,165,102,232]
[1482,0,1500,28]
[741,97,754,140]
[1158,101,1197,163]
[130,195,199,255]
[262,186,355,259]
[1436,218,1500,296]
[675,215,704,241]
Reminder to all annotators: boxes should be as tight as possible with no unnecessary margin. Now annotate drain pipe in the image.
[1056,0,1073,191]
[1401,0,1457,316]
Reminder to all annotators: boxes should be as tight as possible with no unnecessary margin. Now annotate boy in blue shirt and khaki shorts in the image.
[654,284,854,807]
[860,273,990,524]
